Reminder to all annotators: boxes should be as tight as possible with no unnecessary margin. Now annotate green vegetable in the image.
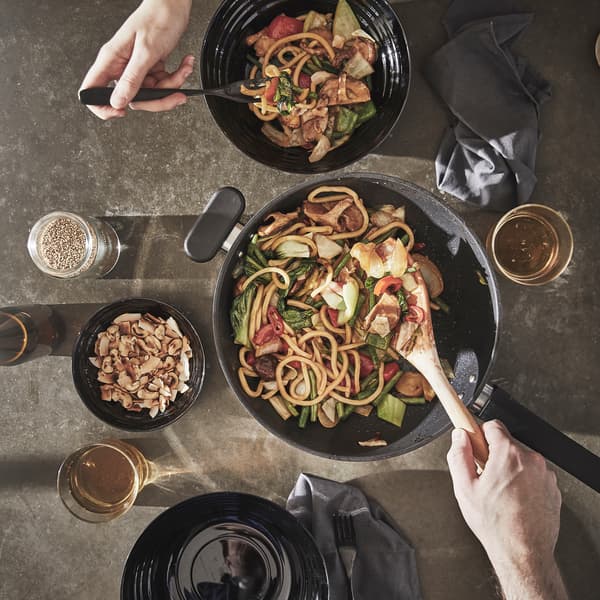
[246,53,262,68]
[377,393,407,427]
[397,289,409,314]
[372,227,397,245]
[281,308,314,330]
[335,107,358,135]
[299,406,310,428]
[310,404,318,422]
[336,402,345,420]
[286,400,300,417]
[341,404,355,419]
[337,279,359,325]
[348,292,365,327]
[276,239,311,258]
[365,276,377,310]
[230,284,257,347]
[319,59,339,74]
[303,10,328,32]
[354,100,377,127]
[400,233,410,246]
[401,396,426,405]
[366,332,392,350]
[311,55,323,69]
[372,371,403,407]
[308,91,318,100]
[333,0,360,41]
[333,252,351,277]
[366,345,379,367]
[344,52,374,79]
[274,72,295,115]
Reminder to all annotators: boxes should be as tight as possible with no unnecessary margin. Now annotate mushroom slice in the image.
[97,371,114,384]
[118,321,131,336]
[101,356,114,374]
[166,317,183,338]
[138,318,156,333]
[100,385,113,401]
[154,324,165,340]
[98,335,110,357]
[318,399,338,428]
[163,356,176,371]
[89,356,101,369]
[113,313,142,324]
[411,254,444,299]
[177,382,190,394]
[149,406,159,419]
[139,356,162,375]
[137,388,159,401]
[394,372,423,397]
[167,338,183,356]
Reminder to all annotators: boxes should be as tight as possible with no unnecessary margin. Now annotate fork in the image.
[333,512,357,598]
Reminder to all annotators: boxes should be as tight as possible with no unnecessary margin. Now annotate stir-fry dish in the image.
[244,0,378,163]
[230,185,454,439]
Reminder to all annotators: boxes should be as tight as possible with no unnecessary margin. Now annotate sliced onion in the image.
[314,233,343,259]
[351,29,377,42]
[389,239,408,277]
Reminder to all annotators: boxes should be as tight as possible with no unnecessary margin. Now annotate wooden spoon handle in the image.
[424,365,489,465]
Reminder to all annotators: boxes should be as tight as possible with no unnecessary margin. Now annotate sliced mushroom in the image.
[167,338,183,356]
[358,437,388,447]
[137,388,160,401]
[421,376,436,402]
[113,313,142,324]
[118,321,131,336]
[100,385,113,401]
[89,356,101,369]
[166,317,183,338]
[395,372,424,397]
[154,324,165,340]
[149,406,159,418]
[101,356,114,374]
[411,254,444,299]
[140,356,161,375]
[98,335,110,357]
[98,371,114,384]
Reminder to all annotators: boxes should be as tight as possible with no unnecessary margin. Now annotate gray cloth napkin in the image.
[286,473,422,600]
[425,0,551,211]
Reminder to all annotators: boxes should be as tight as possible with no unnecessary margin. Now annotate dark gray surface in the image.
[0,0,599,599]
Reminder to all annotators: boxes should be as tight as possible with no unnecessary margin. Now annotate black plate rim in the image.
[120,491,328,600]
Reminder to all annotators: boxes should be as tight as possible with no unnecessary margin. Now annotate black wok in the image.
[186,174,600,492]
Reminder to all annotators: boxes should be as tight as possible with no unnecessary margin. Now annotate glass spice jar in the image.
[27,211,120,279]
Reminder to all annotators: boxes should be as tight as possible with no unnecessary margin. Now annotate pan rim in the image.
[212,173,502,461]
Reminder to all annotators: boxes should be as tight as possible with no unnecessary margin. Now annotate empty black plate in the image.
[121,492,329,600]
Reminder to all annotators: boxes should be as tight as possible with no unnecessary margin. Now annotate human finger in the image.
[129,92,188,112]
[447,428,478,494]
[110,40,158,109]
[482,420,512,448]
[80,44,127,120]
[155,55,195,89]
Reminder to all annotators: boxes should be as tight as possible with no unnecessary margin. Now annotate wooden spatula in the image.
[394,260,489,466]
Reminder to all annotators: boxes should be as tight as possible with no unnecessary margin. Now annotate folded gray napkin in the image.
[286,473,422,600]
[425,0,551,211]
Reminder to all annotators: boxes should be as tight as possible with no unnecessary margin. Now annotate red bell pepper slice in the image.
[374,276,403,296]
[382,362,401,382]
[267,15,304,39]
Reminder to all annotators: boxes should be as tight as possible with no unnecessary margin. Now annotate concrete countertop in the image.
[0,0,599,598]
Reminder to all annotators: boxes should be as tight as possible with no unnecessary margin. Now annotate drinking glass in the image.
[486,204,573,286]
[0,304,60,366]
[57,440,155,523]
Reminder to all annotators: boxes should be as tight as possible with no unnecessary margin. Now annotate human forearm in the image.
[488,548,568,600]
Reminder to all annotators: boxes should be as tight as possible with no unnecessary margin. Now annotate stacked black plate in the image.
[121,493,328,600]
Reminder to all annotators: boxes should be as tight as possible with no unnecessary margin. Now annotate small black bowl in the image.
[72,298,205,432]
[201,0,410,173]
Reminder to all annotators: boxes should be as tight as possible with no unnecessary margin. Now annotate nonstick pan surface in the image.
[210,174,500,460]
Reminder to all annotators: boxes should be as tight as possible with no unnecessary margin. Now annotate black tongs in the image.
[79,77,270,106]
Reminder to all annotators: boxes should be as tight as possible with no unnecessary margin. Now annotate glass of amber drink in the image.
[57,440,155,523]
[486,204,573,286]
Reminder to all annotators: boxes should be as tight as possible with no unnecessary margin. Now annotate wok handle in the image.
[184,187,245,262]
[473,384,600,493]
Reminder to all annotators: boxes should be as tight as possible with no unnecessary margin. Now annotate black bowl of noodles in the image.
[200,0,411,174]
